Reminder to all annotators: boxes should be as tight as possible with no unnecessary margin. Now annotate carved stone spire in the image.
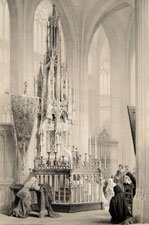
[35,2,75,161]
[39,62,42,74]
[37,62,43,97]
[46,4,59,52]
[52,4,57,17]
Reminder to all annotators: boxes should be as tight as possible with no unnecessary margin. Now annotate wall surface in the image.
[0,124,16,213]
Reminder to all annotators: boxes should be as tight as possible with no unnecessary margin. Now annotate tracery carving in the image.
[36,5,75,159]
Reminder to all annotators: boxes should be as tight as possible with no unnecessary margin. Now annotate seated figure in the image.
[123,172,136,215]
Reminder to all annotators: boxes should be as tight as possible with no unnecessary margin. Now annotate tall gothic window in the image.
[0,0,10,94]
[88,25,111,136]
[99,60,110,96]
[99,35,111,132]
[34,0,52,77]
[99,59,111,132]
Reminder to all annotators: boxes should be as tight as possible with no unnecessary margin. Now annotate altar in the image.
[30,152,103,212]
[9,5,104,213]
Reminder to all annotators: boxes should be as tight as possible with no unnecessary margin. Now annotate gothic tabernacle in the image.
[35,5,75,165]
[31,5,103,212]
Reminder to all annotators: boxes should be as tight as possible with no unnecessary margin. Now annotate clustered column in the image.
[134,0,149,222]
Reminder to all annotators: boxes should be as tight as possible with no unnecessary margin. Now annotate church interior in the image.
[0,0,148,224]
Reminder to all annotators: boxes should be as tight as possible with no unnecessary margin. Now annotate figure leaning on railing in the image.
[9,176,60,218]
[9,177,40,218]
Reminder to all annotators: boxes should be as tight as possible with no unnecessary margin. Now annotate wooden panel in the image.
[127,106,136,155]
[0,135,4,179]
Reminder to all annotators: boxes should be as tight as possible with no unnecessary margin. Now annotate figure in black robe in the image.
[109,185,132,224]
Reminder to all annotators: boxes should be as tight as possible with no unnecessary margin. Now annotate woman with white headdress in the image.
[105,177,117,202]
[10,176,40,218]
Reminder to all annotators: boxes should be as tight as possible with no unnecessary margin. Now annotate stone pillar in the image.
[88,35,100,137]
[24,19,34,96]
[92,41,100,137]
[110,50,123,164]
[8,0,24,95]
[79,53,89,157]
[67,39,88,158]
[93,73,100,136]
[88,76,94,136]
[68,46,80,150]
[134,0,149,222]
[103,21,125,165]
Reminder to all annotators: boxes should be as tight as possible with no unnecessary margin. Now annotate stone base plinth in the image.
[133,192,149,223]
[52,202,103,213]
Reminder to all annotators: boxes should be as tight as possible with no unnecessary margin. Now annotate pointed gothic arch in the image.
[88,25,111,137]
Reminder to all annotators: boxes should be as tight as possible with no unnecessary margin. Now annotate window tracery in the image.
[99,60,110,97]
[34,0,52,77]
[99,60,110,130]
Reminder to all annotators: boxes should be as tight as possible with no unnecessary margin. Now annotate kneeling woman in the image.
[109,185,133,224]
[10,177,40,218]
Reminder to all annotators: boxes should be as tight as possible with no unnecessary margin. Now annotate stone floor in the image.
[0,206,144,225]
[0,207,111,225]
